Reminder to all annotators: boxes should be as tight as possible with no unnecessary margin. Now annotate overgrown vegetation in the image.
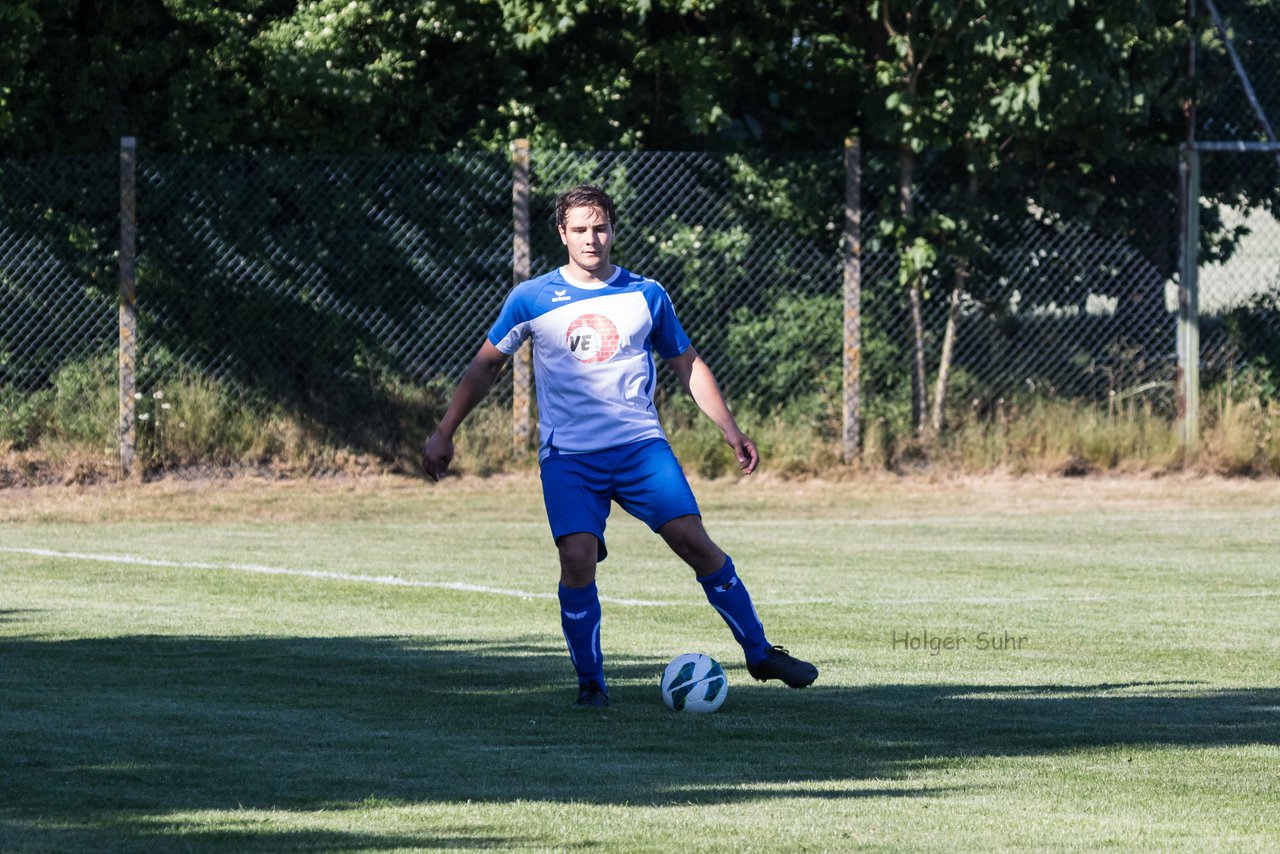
[1,357,455,483]
[5,357,1278,485]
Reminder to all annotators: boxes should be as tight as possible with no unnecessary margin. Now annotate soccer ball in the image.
[660,653,727,713]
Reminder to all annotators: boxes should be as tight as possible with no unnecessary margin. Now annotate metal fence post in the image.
[512,139,533,452]
[118,136,138,478]
[842,137,863,465]
[1177,142,1201,452]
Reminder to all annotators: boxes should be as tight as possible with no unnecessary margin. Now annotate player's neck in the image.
[561,262,616,286]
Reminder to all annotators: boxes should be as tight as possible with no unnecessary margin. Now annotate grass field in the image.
[2,474,1279,852]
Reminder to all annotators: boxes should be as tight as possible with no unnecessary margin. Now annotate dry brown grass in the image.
[5,468,1279,528]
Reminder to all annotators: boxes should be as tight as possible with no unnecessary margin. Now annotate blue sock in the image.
[698,556,772,665]
[559,582,605,691]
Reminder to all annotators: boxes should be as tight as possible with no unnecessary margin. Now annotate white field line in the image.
[2,546,1276,607]
[1,546,650,605]
[0,546,830,608]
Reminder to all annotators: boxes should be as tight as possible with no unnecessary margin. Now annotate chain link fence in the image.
[1198,151,1280,394]
[0,154,118,445]
[134,152,512,411]
[530,151,844,413]
[3,144,1278,463]
[861,154,1181,429]
[1193,0,1280,399]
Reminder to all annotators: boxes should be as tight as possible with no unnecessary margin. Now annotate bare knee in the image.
[657,515,725,575]
[557,532,599,587]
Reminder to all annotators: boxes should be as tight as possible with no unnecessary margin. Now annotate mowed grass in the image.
[2,474,1278,852]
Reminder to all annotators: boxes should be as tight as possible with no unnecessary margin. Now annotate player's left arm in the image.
[666,346,759,475]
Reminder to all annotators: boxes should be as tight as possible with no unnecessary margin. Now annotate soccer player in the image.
[422,184,818,708]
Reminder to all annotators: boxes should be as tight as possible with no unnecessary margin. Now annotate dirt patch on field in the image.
[0,447,411,492]
[0,470,541,525]
[3,468,1277,526]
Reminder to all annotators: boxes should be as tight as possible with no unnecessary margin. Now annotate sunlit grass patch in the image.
[1,477,1278,850]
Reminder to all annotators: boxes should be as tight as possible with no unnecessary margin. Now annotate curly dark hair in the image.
[554,185,616,230]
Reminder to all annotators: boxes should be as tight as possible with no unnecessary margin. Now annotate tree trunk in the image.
[899,145,928,437]
[908,282,928,437]
[930,278,962,436]
[930,170,978,436]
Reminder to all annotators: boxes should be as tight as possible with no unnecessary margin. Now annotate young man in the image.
[422,184,817,708]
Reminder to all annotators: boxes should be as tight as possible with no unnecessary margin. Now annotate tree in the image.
[865,0,1195,437]
[0,0,527,154]
[0,0,871,156]
[5,0,1277,452]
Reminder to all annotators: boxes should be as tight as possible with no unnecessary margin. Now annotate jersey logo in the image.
[565,313,620,364]
[552,289,572,303]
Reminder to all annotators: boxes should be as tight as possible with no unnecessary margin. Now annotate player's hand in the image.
[724,429,759,475]
[422,433,454,482]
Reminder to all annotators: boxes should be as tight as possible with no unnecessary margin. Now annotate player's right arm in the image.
[422,340,509,482]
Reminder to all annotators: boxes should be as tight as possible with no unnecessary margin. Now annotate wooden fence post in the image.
[1177,142,1201,453]
[118,136,138,479]
[512,139,534,452]
[842,137,863,465]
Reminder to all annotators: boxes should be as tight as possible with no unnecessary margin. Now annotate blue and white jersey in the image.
[487,266,691,461]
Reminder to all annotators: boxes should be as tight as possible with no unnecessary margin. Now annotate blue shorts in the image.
[539,438,700,562]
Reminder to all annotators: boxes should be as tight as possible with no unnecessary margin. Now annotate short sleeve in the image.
[487,285,535,355]
[647,284,691,359]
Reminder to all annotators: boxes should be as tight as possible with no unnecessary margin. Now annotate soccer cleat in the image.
[572,681,610,709]
[746,646,818,688]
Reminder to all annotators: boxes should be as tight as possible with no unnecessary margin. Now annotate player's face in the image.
[559,204,614,279]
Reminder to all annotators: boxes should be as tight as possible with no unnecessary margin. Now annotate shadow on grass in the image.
[1,632,1276,849]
